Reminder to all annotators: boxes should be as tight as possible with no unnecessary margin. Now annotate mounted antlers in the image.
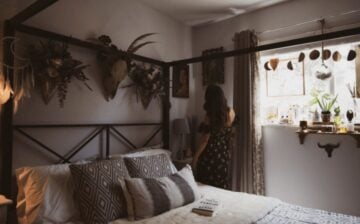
[317,143,340,158]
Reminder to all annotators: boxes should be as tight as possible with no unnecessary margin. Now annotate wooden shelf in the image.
[296,130,360,157]
[296,130,360,147]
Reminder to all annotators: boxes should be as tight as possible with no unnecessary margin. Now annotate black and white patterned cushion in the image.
[124,153,174,178]
[70,159,129,224]
[121,165,200,220]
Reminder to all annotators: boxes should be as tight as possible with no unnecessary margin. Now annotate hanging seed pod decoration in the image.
[27,40,92,107]
[287,61,294,70]
[332,51,342,62]
[298,52,305,62]
[264,61,271,71]
[322,49,331,60]
[309,50,320,60]
[347,50,356,61]
[269,58,279,70]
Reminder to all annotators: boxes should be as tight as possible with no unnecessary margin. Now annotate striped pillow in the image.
[121,165,200,220]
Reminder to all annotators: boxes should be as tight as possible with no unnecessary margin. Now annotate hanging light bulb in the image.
[315,19,332,80]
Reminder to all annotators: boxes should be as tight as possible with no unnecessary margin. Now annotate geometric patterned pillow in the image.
[69,159,129,224]
[124,153,174,178]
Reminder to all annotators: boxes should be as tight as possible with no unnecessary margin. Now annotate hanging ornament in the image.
[269,58,279,70]
[347,50,356,61]
[287,61,294,70]
[264,61,271,71]
[332,51,342,61]
[315,19,332,80]
[322,49,331,60]
[298,52,305,62]
[309,50,320,60]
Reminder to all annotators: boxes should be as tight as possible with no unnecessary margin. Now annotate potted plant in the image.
[310,90,338,123]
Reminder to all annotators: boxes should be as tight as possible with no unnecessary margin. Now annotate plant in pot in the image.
[310,90,338,123]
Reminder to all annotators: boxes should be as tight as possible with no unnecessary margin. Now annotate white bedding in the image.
[110,184,281,224]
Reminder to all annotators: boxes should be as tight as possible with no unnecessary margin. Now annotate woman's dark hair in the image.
[203,85,229,131]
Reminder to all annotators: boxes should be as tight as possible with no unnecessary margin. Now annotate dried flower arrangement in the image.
[94,33,156,101]
[125,63,164,109]
[27,40,92,107]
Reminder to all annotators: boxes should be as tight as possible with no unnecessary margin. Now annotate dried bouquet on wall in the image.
[124,63,164,109]
[94,33,156,101]
[27,40,92,107]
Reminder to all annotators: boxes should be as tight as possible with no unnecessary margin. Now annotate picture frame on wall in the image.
[266,58,305,97]
[173,64,189,98]
[202,47,225,86]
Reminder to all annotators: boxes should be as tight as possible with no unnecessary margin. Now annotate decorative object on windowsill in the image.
[123,63,164,109]
[346,109,355,132]
[26,40,91,107]
[94,33,156,101]
[333,106,341,131]
[202,47,224,85]
[315,19,332,80]
[299,120,307,131]
[173,118,190,160]
[310,89,338,123]
[0,37,33,112]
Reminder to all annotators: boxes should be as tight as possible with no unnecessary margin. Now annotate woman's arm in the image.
[192,132,210,170]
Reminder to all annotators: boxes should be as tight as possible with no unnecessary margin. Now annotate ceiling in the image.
[0,0,290,26]
[140,0,290,26]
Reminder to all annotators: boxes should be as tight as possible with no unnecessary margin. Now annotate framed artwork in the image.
[202,47,224,86]
[266,58,305,97]
[173,64,189,98]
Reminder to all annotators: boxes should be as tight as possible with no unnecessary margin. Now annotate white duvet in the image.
[110,184,281,224]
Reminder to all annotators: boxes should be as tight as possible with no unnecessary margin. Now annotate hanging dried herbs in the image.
[124,63,164,109]
[27,40,92,107]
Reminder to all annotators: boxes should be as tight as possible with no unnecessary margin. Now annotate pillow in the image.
[69,159,129,224]
[15,164,81,224]
[124,153,174,178]
[121,165,200,220]
[110,148,177,173]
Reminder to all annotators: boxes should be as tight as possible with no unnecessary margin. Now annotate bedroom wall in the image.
[192,0,360,216]
[10,0,194,168]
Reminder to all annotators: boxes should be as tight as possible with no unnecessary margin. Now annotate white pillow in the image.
[16,164,82,224]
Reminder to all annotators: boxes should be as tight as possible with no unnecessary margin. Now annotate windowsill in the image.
[262,123,299,129]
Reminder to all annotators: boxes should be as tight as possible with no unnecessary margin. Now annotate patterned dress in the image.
[196,124,233,189]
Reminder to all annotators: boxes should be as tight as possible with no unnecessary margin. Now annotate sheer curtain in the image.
[232,30,265,195]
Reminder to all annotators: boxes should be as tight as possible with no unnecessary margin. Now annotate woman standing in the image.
[192,84,235,189]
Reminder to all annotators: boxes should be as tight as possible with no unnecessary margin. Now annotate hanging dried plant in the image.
[123,63,164,109]
[27,40,92,107]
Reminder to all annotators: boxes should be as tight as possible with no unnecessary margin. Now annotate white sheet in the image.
[110,184,281,224]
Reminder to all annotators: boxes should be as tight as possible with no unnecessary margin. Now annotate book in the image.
[192,198,220,217]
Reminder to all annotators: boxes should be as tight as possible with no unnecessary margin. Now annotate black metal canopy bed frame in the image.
[1,0,360,222]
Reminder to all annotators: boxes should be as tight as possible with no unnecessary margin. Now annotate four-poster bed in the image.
[1,0,360,223]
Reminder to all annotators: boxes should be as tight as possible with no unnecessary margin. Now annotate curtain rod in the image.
[167,26,360,67]
[256,8,360,35]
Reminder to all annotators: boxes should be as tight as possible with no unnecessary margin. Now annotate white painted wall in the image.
[263,125,360,216]
[11,0,194,168]
[192,0,360,216]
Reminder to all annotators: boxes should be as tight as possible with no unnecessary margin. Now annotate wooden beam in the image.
[0,20,14,197]
[15,24,166,66]
[9,0,58,25]
[162,65,170,149]
[168,26,360,66]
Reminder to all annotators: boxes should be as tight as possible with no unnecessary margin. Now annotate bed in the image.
[13,146,360,224]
